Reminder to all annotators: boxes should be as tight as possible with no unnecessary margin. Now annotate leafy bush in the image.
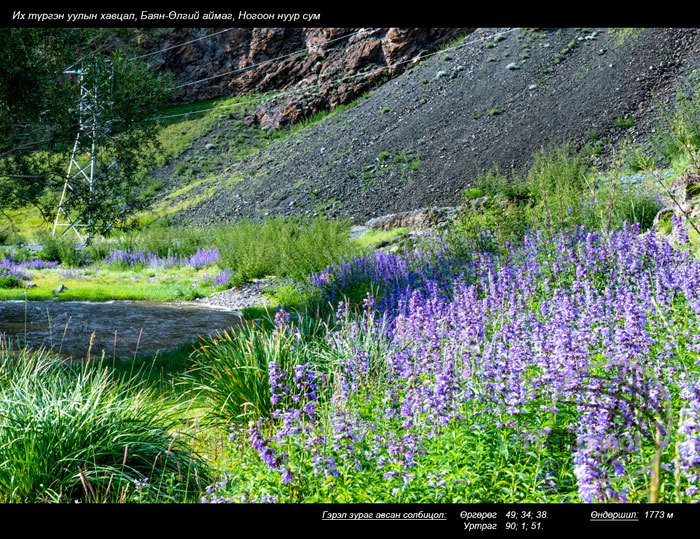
[36,231,85,267]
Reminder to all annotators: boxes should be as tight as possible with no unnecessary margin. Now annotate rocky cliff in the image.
[142,27,472,128]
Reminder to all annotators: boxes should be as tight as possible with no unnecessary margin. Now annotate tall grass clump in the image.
[213,216,359,286]
[526,143,592,227]
[0,346,210,503]
[652,70,700,171]
[36,230,86,267]
[183,313,330,426]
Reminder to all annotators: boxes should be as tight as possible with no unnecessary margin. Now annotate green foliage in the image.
[0,226,25,247]
[0,346,209,502]
[600,180,662,232]
[525,143,592,229]
[184,325,282,424]
[0,272,206,302]
[184,315,329,425]
[464,188,483,200]
[213,217,359,286]
[613,116,636,128]
[474,166,533,203]
[0,29,80,216]
[458,143,663,249]
[0,29,173,239]
[620,142,657,173]
[455,197,531,252]
[36,230,85,267]
[657,212,673,235]
[0,272,23,289]
[351,227,409,250]
[651,70,700,167]
[0,216,364,303]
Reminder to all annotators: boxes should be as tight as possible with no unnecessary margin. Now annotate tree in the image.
[0,28,172,239]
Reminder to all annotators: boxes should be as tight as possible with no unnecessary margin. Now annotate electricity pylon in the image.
[53,59,119,243]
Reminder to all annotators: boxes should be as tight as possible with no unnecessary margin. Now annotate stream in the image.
[0,300,242,360]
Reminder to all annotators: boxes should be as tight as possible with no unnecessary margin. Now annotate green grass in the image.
[651,70,700,168]
[489,105,504,116]
[613,116,636,128]
[0,345,210,503]
[1,216,365,305]
[182,324,287,425]
[213,216,360,286]
[0,266,210,302]
[456,142,664,250]
[0,206,48,244]
[153,95,258,162]
[352,227,409,250]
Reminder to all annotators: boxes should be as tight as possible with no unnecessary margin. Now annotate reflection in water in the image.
[0,300,242,359]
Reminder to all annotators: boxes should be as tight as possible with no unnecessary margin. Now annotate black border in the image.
[0,6,691,28]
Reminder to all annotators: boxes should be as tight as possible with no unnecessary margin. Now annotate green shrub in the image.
[601,181,662,232]
[36,231,85,267]
[620,143,656,173]
[459,142,662,245]
[454,197,531,252]
[0,227,26,247]
[472,166,534,204]
[613,116,635,128]
[464,188,483,200]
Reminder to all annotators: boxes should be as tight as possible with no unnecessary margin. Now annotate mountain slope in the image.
[152,27,700,226]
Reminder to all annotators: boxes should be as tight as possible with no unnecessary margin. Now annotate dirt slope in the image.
[159,27,700,226]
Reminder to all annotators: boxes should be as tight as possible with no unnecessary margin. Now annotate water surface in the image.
[0,300,242,359]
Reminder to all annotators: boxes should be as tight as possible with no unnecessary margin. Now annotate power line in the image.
[63,28,236,74]
[128,28,235,61]
[147,28,517,122]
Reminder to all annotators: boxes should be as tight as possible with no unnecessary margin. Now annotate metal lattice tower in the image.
[53,59,119,242]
